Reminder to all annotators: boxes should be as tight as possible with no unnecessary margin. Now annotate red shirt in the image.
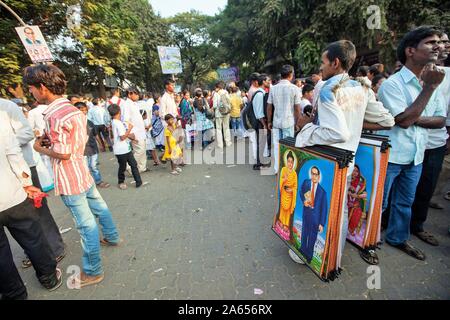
[43,98,94,196]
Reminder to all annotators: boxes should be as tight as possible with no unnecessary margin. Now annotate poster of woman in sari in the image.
[275,151,298,241]
[348,165,368,236]
[346,144,375,247]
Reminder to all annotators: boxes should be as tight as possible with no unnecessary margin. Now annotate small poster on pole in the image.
[157,46,182,74]
[15,25,54,63]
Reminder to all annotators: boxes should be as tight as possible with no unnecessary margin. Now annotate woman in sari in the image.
[279,152,298,231]
[348,165,368,236]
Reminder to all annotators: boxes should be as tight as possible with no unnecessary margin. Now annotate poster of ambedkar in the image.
[273,144,337,277]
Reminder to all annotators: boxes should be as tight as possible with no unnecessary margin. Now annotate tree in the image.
[167,10,222,89]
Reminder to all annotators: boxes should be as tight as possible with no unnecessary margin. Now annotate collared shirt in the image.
[267,79,301,129]
[426,66,450,149]
[43,98,94,196]
[87,105,108,126]
[0,133,32,212]
[160,91,178,120]
[378,66,446,165]
[123,99,147,141]
[252,88,266,119]
[296,73,395,160]
[0,98,35,167]
[28,104,47,136]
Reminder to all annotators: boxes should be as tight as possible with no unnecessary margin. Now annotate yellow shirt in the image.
[229,93,243,118]
[162,127,182,161]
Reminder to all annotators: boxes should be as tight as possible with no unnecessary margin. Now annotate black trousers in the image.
[30,166,65,258]
[116,152,142,184]
[0,199,57,300]
[411,145,447,233]
[256,122,268,166]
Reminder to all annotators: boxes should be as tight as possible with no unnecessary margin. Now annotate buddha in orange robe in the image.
[279,152,298,230]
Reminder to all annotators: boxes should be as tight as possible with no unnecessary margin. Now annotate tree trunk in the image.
[95,67,106,99]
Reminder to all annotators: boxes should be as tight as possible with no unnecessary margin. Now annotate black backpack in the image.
[242,90,264,131]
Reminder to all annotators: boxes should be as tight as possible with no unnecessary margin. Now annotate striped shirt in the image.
[43,98,94,196]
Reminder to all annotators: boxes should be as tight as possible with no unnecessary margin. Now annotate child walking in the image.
[162,114,183,175]
[108,104,143,189]
[142,110,162,166]
[151,96,165,151]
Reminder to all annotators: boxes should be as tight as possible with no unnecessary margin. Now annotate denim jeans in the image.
[230,117,242,137]
[382,162,423,245]
[60,185,119,276]
[86,154,102,185]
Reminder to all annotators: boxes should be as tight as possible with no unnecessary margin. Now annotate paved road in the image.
[8,140,450,300]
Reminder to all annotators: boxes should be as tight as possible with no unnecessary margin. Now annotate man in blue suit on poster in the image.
[299,166,328,263]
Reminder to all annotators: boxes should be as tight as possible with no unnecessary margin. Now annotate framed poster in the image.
[157,46,182,74]
[15,26,54,63]
[346,134,390,249]
[273,139,352,281]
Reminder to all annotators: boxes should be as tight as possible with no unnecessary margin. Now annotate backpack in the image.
[242,90,264,131]
[218,91,231,115]
[203,98,215,120]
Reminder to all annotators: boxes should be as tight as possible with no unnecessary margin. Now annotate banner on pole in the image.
[157,46,182,74]
[15,26,54,63]
[216,67,240,83]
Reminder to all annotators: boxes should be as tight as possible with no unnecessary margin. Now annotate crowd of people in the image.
[0,24,449,299]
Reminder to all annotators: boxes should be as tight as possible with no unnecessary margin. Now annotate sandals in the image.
[359,249,379,265]
[387,241,426,261]
[100,238,122,247]
[413,231,439,246]
[170,170,179,175]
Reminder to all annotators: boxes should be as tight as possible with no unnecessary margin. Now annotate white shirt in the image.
[0,125,32,212]
[111,119,132,155]
[137,100,153,120]
[426,67,450,149]
[296,74,395,168]
[267,79,302,129]
[160,91,178,120]
[0,98,35,167]
[123,99,147,141]
[27,104,47,136]
[300,98,312,112]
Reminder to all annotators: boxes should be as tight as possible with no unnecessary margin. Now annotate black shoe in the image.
[386,241,426,260]
[253,164,262,170]
[39,268,63,291]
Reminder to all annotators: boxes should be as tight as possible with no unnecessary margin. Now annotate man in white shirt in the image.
[0,99,65,268]
[0,133,62,300]
[295,40,395,265]
[213,81,232,149]
[124,88,148,173]
[160,79,179,121]
[410,31,450,246]
[267,65,302,174]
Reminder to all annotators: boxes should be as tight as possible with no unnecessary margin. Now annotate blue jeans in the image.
[60,185,119,276]
[230,117,242,137]
[382,162,423,245]
[86,154,102,185]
